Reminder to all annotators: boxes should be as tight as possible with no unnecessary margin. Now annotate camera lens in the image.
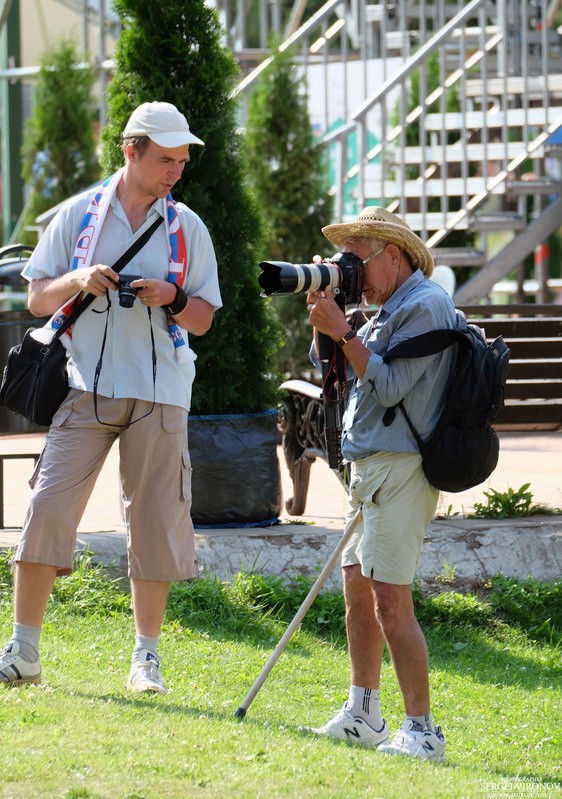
[118,285,136,308]
[116,274,142,308]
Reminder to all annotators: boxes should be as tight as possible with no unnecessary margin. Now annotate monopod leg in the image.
[234,507,362,719]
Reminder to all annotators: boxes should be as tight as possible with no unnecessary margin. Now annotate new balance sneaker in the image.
[308,707,389,747]
[127,650,168,695]
[379,720,446,762]
[0,640,41,686]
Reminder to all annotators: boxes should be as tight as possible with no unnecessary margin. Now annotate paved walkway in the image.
[0,430,560,587]
[0,429,559,534]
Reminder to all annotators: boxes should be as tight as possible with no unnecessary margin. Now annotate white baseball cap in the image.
[123,101,204,148]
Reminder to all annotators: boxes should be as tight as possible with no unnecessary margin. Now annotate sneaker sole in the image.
[379,745,446,762]
[1,673,41,687]
[307,726,390,748]
[126,680,167,695]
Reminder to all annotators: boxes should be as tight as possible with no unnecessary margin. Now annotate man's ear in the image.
[385,242,402,265]
[124,143,137,163]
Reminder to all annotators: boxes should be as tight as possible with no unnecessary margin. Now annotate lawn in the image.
[0,554,560,799]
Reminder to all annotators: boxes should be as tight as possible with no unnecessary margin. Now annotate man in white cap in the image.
[305,206,460,761]
[0,102,222,694]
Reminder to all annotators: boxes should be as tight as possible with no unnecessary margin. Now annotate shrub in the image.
[101,0,282,414]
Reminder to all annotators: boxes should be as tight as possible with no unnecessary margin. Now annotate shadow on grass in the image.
[1,551,559,690]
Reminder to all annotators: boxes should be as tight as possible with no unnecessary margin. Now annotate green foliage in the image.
[48,552,130,617]
[414,588,494,629]
[469,482,545,519]
[413,576,562,644]
[101,0,282,413]
[21,38,99,241]
[166,570,346,641]
[487,575,562,641]
[245,45,333,379]
[1,551,560,796]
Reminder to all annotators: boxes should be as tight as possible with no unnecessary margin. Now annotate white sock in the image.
[346,685,384,729]
[407,713,435,732]
[12,622,41,662]
[132,634,159,662]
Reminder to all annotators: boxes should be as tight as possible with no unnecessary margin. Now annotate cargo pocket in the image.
[180,449,192,504]
[162,404,188,434]
[50,388,82,429]
[350,464,392,510]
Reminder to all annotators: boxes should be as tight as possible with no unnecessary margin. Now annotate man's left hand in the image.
[132,279,176,308]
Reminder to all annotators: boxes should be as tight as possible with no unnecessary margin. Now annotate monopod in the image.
[234,506,362,719]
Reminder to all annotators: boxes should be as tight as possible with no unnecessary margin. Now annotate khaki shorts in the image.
[341,451,439,585]
[16,389,196,581]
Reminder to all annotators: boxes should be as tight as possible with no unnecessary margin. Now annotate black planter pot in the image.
[188,409,282,527]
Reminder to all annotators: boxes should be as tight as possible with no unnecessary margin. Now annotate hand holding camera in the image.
[109,276,179,310]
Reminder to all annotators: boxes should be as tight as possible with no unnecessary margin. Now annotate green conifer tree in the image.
[101,0,281,414]
[21,38,99,243]
[245,46,333,379]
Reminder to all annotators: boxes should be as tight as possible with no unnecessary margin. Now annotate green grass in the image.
[0,553,561,799]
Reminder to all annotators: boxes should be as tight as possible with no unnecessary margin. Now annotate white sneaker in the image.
[0,640,41,686]
[127,649,168,695]
[379,720,446,762]
[308,706,389,747]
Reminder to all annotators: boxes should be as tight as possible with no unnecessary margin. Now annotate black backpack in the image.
[382,312,511,493]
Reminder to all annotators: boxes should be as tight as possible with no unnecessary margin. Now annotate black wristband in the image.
[163,283,188,316]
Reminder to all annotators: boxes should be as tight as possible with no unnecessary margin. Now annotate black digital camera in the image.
[258,251,365,305]
[116,273,142,308]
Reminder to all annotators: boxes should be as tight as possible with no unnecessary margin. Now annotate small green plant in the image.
[436,561,457,584]
[469,483,545,519]
[434,503,460,520]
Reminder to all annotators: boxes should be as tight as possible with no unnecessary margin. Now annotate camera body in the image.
[258,251,364,305]
[116,273,142,308]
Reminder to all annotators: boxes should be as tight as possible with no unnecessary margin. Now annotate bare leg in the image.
[373,581,430,716]
[343,564,385,688]
[14,562,57,627]
[130,578,171,637]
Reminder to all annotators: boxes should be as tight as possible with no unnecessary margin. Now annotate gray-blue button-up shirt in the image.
[340,270,460,462]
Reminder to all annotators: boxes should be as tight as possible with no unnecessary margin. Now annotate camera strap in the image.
[87,215,163,428]
[92,298,157,429]
[50,215,164,341]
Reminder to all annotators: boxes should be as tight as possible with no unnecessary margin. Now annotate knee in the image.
[373,583,413,635]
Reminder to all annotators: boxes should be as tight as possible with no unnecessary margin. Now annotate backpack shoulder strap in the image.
[381,326,471,434]
[383,328,469,362]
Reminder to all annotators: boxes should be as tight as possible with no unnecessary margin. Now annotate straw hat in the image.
[322,206,434,277]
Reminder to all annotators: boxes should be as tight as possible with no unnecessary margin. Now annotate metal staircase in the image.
[225,0,562,304]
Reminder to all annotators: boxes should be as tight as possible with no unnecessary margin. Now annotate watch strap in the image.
[336,329,357,348]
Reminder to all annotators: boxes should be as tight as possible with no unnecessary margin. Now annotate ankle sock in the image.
[346,685,384,729]
[11,623,41,662]
[132,634,159,662]
[406,713,435,732]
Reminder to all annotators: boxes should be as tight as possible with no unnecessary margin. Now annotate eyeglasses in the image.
[360,246,386,265]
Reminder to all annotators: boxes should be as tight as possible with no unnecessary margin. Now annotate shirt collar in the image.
[380,268,424,315]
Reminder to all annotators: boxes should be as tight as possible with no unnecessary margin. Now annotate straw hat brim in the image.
[322,220,434,277]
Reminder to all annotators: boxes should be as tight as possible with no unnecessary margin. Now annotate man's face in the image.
[343,239,398,306]
[128,139,190,199]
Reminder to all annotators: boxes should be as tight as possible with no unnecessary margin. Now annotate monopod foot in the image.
[234,706,247,719]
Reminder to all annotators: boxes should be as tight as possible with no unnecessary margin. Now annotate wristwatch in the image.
[336,330,357,348]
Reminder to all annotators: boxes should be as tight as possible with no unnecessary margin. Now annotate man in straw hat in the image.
[305,206,461,761]
[0,102,222,695]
